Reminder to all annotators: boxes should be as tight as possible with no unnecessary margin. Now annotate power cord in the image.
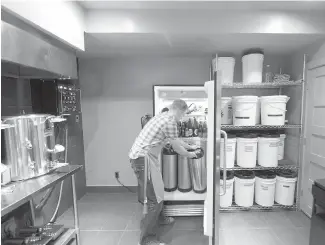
[115,174,135,193]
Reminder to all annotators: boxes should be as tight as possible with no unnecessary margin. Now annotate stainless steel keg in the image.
[188,148,206,193]
[178,155,192,192]
[162,145,178,192]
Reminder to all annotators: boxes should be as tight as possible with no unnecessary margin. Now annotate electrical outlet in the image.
[115,172,119,179]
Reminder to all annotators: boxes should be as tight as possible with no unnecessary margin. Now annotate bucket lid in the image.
[256,170,276,179]
[242,48,264,57]
[221,134,236,139]
[237,133,258,139]
[163,145,177,155]
[220,170,234,180]
[232,95,258,100]
[260,95,289,101]
[259,133,280,138]
[235,170,255,179]
[188,148,204,159]
[276,170,297,178]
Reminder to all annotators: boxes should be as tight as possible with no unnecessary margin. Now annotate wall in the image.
[80,55,288,186]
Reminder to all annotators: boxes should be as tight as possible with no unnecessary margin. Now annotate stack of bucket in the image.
[232,169,297,207]
[231,95,290,126]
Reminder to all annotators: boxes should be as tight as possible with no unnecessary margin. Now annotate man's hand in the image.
[189,144,200,150]
[188,152,197,159]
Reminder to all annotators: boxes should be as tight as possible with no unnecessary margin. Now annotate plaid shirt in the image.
[129,112,178,159]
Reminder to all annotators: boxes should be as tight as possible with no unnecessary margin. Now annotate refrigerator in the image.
[153,73,223,245]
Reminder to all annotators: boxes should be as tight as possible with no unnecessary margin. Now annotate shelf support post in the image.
[71,174,80,245]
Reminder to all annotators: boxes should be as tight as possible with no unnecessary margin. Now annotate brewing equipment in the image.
[2,114,65,181]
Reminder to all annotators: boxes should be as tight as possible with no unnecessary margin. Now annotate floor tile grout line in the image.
[117,209,137,245]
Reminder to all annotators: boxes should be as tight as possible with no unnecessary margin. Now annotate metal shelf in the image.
[222,80,303,89]
[50,228,76,245]
[223,160,298,171]
[221,124,302,130]
[220,203,297,212]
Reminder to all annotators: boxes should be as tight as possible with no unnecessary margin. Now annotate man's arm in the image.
[169,139,195,158]
[163,120,196,158]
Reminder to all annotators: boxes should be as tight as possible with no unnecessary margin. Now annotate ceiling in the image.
[79,1,325,11]
[79,33,325,58]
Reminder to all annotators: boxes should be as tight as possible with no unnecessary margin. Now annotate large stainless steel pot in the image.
[2,114,65,181]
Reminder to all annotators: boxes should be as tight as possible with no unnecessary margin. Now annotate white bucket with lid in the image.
[278,134,286,160]
[221,97,233,125]
[258,134,280,167]
[242,53,264,84]
[260,96,290,126]
[217,57,236,85]
[275,170,297,206]
[221,135,236,169]
[235,171,255,207]
[255,171,276,207]
[232,96,259,126]
[236,134,258,168]
[220,171,235,208]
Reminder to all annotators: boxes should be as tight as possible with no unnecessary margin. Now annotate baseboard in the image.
[86,185,138,193]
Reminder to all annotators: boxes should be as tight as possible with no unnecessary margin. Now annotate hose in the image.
[49,121,68,223]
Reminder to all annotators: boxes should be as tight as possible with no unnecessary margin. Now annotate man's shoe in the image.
[159,216,175,225]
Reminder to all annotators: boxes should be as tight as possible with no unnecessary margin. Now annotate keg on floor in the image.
[162,145,178,192]
[178,155,192,192]
[188,148,206,193]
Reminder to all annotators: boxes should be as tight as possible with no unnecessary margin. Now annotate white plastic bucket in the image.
[255,172,276,207]
[236,136,258,168]
[221,97,233,125]
[235,171,255,207]
[221,136,237,169]
[242,53,264,84]
[275,174,297,206]
[278,134,286,160]
[232,96,259,126]
[258,135,280,167]
[220,172,235,208]
[218,57,236,85]
[260,96,290,126]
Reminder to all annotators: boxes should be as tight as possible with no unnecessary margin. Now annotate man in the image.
[129,99,198,245]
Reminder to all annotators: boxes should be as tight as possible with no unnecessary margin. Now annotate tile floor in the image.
[58,192,311,245]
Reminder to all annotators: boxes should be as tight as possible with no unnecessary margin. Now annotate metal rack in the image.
[221,124,302,130]
[220,203,297,212]
[223,160,298,171]
[221,68,306,212]
[222,79,303,89]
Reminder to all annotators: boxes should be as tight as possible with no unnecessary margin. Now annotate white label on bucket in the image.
[244,183,254,186]
[269,142,278,147]
[245,146,254,152]
[228,105,232,119]
[226,146,233,152]
[261,185,269,190]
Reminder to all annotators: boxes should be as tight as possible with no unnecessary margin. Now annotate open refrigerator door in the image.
[153,75,222,245]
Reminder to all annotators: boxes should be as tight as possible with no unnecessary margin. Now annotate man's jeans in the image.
[131,157,164,244]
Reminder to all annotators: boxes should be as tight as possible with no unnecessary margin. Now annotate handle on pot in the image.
[26,117,37,171]
[220,130,227,196]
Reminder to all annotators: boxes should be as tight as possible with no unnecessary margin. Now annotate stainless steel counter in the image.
[1,165,82,217]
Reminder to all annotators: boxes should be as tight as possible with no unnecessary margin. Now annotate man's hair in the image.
[161,107,169,113]
[170,99,188,112]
